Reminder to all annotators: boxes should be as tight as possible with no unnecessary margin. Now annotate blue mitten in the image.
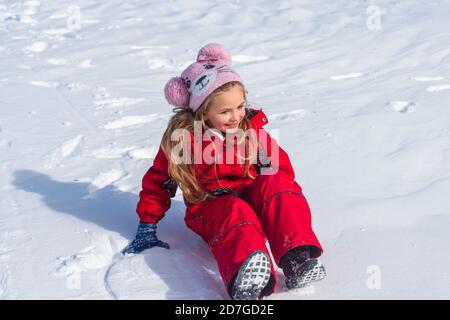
[122,223,170,255]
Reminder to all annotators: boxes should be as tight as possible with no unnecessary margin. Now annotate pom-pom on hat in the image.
[164,43,244,112]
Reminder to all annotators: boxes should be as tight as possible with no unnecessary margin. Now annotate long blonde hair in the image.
[160,81,259,204]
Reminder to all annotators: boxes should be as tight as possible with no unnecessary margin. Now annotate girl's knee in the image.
[251,172,302,196]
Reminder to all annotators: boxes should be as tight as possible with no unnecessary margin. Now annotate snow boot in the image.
[230,250,272,300]
[280,246,326,289]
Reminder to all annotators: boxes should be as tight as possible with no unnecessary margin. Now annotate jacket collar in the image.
[247,107,269,129]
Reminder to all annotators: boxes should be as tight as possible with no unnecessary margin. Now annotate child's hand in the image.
[121,222,170,255]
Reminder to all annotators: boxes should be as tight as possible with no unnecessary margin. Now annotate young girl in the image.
[122,43,326,300]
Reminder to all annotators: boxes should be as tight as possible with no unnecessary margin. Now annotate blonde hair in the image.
[160,81,259,204]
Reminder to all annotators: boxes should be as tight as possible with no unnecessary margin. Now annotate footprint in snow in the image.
[3,1,40,25]
[386,101,415,113]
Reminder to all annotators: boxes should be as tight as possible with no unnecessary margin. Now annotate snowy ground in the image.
[1,0,450,300]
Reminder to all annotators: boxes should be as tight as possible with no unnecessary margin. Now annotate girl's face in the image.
[204,86,246,134]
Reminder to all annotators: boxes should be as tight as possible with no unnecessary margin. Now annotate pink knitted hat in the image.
[164,43,244,112]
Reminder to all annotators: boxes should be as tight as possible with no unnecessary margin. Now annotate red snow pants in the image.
[184,172,323,297]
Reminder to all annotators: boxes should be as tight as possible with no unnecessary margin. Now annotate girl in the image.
[122,43,326,300]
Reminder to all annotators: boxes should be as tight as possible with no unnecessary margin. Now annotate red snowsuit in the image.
[136,108,323,297]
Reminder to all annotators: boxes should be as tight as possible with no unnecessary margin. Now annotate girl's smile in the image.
[204,86,246,134]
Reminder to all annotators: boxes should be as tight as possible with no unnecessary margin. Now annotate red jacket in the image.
[136,108,296,223]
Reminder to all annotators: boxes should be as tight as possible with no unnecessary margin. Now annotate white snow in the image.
[77,59,94,68]
[386,101,415,114]
[330,73,364,80]
[24,41,47,53]
[1,0,450,300]
[29,80,59,88]
[411,76,445,82]
[47,58,68,65]
[60,135,84,158]
[426,84,450,92]
[269,109,310,121]
[102,114,163,130]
